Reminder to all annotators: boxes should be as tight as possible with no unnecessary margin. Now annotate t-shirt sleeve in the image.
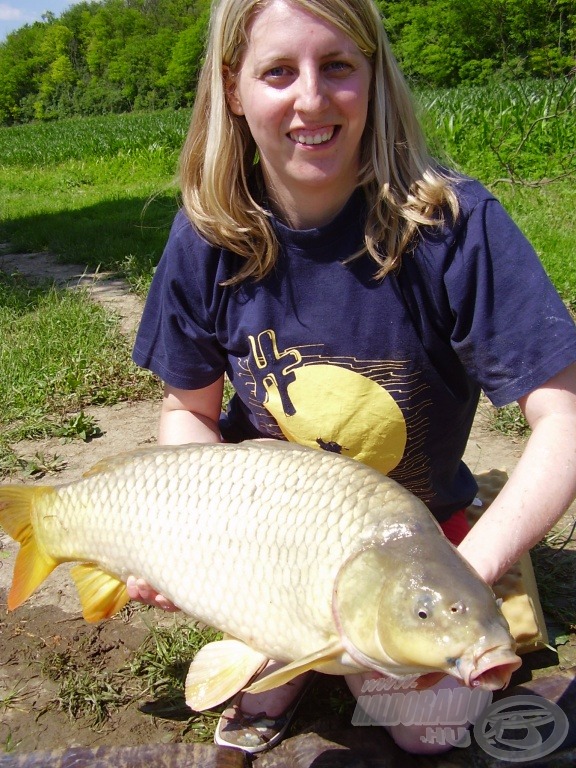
[132,212,228,390]
[444,196,576,406]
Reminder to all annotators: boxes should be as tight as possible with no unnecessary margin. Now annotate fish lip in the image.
[456,646,522,691]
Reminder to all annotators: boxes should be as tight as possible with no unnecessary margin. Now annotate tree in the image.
[379,0,576,86]
[34,24,78,119]
[159,7,209,107]
[0,24,45,123]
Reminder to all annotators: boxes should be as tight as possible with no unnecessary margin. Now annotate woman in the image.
[130,0,576,754]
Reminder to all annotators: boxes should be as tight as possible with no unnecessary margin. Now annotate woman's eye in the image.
[325,61,353,74]
[265,66,290,79]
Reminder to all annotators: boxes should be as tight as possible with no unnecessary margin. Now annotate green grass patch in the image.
[0,110,186,292]
[41,615,222,735]
[0,271,159,474]
[418,77,576,306]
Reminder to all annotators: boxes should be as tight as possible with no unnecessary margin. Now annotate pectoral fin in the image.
[185,639,268,712]
[244,641,348,695]
[70,564,129,622]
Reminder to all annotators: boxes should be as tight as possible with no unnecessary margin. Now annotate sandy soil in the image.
[1,250,575,762]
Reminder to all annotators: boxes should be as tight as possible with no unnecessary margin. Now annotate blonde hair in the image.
[179,0,459,282]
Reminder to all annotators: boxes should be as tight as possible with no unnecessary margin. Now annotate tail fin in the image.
[0,485,58,610]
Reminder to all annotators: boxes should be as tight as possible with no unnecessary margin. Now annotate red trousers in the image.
[439,509,470,546]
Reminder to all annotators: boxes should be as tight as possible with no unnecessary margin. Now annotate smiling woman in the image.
[129,0,576,758]
[223,1,372,229]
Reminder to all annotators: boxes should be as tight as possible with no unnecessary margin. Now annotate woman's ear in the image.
[223,66,244,116]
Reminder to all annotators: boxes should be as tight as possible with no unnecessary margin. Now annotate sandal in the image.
[214,673,315,754]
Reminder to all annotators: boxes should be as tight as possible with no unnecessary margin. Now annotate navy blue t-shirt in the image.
[133,178,576,521]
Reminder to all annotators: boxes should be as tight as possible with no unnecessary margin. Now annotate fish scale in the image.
[0,439,522,711]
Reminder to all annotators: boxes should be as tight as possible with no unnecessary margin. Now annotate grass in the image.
[0,681,29,715]
[40,614,223,735]
[0,270,159,476]
[418,76,576,308]
[0,109,186,291]
[130,618,223,741]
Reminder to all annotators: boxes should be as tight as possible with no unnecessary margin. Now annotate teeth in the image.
[291,129,334,145]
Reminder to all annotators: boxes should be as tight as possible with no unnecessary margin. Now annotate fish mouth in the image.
[457,647,522,691]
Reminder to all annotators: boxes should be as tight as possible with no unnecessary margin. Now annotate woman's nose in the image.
[293,71,328,113]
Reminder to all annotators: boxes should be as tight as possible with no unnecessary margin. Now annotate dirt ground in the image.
[1,251,575,762]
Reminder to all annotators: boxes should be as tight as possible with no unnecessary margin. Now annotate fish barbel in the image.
[0,440,520,710]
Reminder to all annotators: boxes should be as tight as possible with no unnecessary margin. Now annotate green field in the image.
[0,78,574,303]
[0,79,574,470]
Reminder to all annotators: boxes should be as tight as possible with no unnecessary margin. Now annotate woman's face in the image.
[226,0,372,224]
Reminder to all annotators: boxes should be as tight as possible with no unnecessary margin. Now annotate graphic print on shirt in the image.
[240,329,434,501]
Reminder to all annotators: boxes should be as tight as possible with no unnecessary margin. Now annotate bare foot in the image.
[241,662,312,717]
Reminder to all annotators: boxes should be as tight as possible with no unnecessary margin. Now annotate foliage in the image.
[379,0,576,87]
[419,77,576,185]
[0,0,211,124]
[0,0,574,124]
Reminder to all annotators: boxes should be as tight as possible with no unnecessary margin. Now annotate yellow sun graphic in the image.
[262,363,407,475]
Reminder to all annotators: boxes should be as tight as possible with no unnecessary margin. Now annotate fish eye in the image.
[415,598,433,620]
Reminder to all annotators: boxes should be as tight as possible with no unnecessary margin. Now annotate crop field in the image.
[0,78,574,303]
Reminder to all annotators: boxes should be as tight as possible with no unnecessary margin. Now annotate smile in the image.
[289,127,336,146]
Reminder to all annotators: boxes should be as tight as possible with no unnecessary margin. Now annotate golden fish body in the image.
[0,440,520,710]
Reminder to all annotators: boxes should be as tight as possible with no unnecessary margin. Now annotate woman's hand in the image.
[458,362,576,584]
[126,575,180,612]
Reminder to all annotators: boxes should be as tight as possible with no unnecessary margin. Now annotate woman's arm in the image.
[158,378,224,445]
[457,362,576,584]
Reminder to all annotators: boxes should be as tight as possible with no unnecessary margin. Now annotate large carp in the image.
[0,440,520,710]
